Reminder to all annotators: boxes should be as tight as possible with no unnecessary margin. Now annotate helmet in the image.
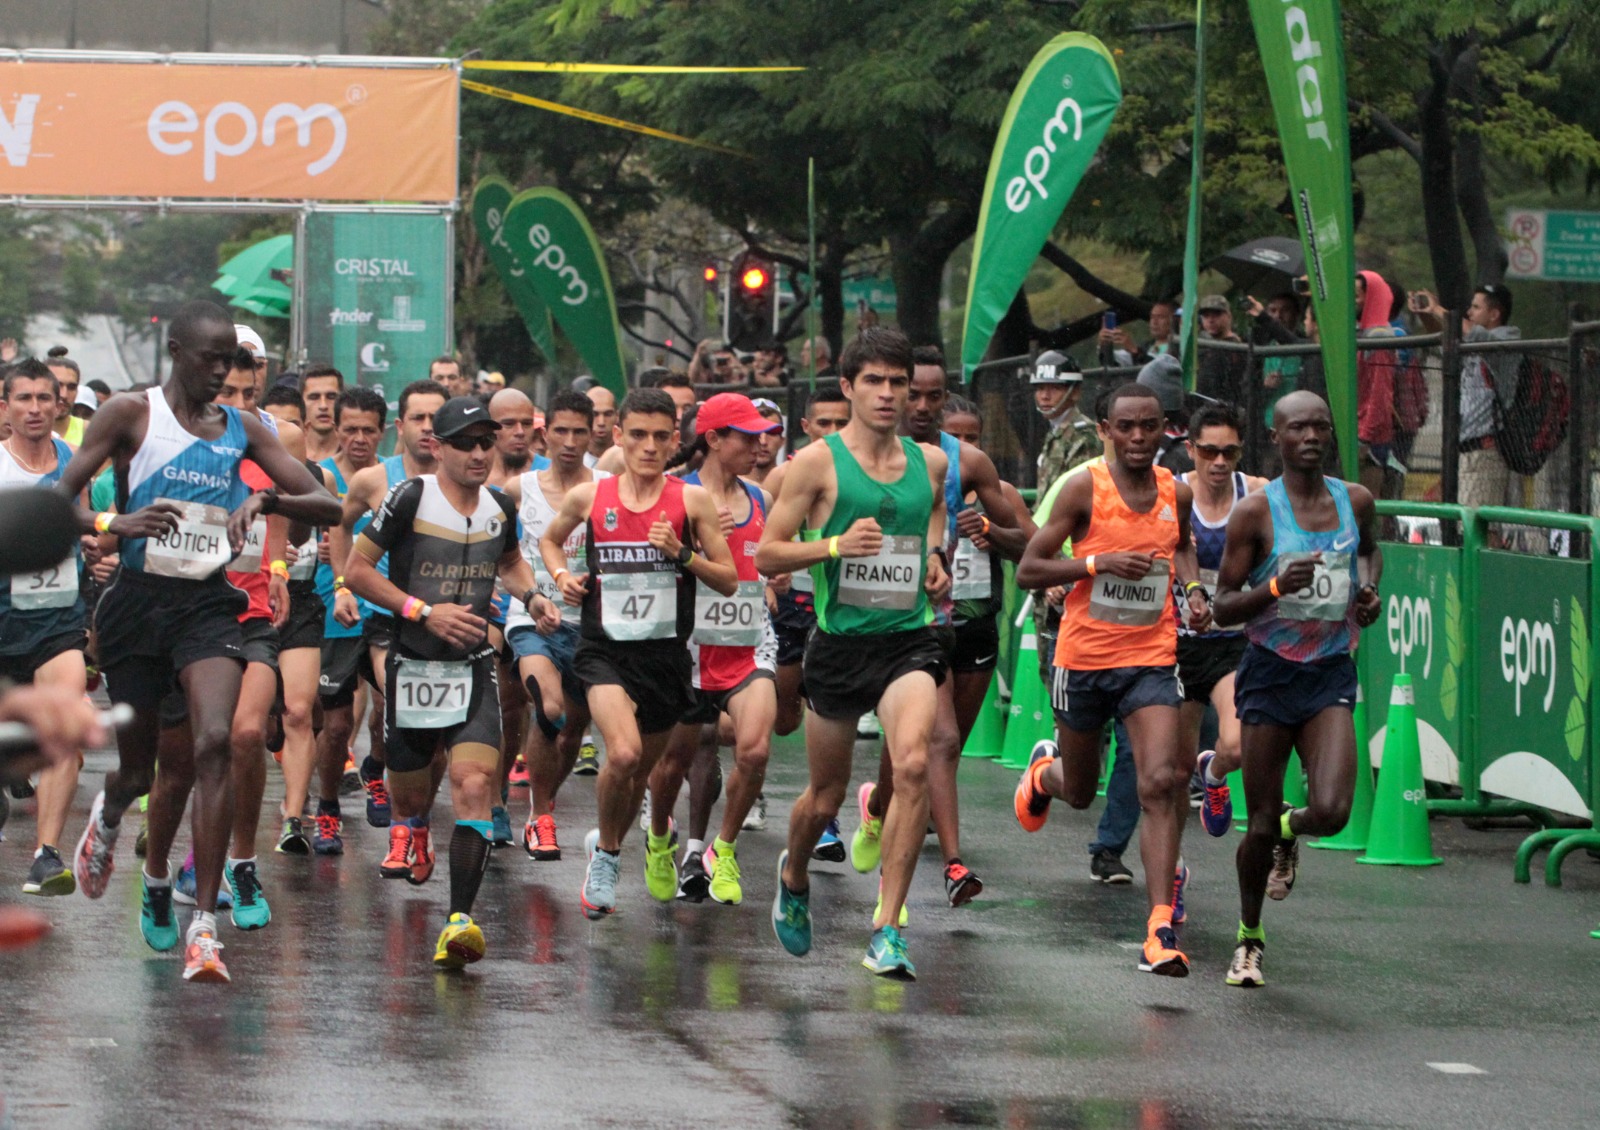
[1030,350,1081,386]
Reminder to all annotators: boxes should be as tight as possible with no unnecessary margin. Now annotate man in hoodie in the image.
[1353,271,1399,503]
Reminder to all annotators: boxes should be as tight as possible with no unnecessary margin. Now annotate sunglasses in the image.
[441,433,495,452]
[1194,443,1242,461]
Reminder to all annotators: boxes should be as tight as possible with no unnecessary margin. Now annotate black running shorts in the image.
[949,616,1001,675]
[0,630,86,685]
[96,569,246,711]
[278,581,325,652]
[1176,633,1248,704]
[1233,643,1357,729]
[1050,664,1182,735]
[382,649,501,775]
[803,626,948,722]
[572,638,694,736]
[681,668,774,726]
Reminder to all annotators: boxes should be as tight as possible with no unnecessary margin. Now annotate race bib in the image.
[9,556,78,610]
[229,517,268,575]
[1088,558,1170,626]
[838,535,922,611]
[1277,552,1352,621]
[693,580,764,646]
[144,502,233,580]
[600,571,678,641]
[790,563,814,594]
[392,658,473,729]
[950,538,993,601]
[287,535,318,582]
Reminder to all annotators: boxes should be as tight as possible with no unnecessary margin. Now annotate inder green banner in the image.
[301,211,451,413]
[1248,0,1358,478]
[471,176,558,364]
[501,187,628,397]
[961,33,1121,375]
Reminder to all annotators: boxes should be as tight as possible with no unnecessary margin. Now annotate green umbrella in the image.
[228,287,291,320]
[215,234,293,297]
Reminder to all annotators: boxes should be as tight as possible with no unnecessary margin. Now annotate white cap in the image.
[75,384,98,410]
[234,324,266,360]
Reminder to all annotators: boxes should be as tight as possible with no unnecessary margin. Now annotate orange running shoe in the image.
[380,825,413,879]
[183,929,230,984]
[408,825,435,885]
[1138,914,1190,977]
[508,756,530,788]
[524,813,560,861]
[1014,740,1058,833]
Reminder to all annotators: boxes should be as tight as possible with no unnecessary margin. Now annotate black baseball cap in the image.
[432,396,501,439]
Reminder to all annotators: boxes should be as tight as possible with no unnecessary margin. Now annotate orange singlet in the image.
[1056,461,1179,671]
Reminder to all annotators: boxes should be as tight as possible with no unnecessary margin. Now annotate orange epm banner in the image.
[0,61,458,202]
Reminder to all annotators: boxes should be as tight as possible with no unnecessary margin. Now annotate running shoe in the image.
[861,924,916,980]
[1188,772,1204,810]
[771,850,810,956]
[524,814,560,861]
[408,825,435,885]
[363,773,391,828]
[133,823,147,859]
[1014,739,1057,833]
[23,845,75,896]
[742,793,767,832]
[8,779,33,799]
[340,755,361,794]
[266,710,285,758]
[72,790,119,899]
[1138,920,1190,977]
[1090,849,1134,885]
[873,882,910,929]
[380,825,414,880]
[1226,938,1265,987]
[638,790,653,833]
[709,844,742,906]
[225,861,271,931]
[508,756,530,788]
[173,855,233,910]
[856,711,882,739]
[1170,863,1190,925]
[433,912,486,969]
[139,875,178,952]
[943,860,983,908]
[182,928,230,984]
[572,740,600,776]
[850,782,882,873]
[812,817,845,863]
[275,817,311,856]
[1267,805,1298,901]
[490,806,513,848]
[1196,751,1233,837]
[644,831,678,901]
[312,812,343,856]
[580,828,619,920]
[677,850,710,902]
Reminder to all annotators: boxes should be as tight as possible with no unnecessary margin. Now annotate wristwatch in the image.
[676,545,693,567]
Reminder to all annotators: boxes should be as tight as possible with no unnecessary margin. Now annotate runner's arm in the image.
[344,482,421,617]
[1015,472,1095,589]
[1349,482,1384,627]
[924,444,950,594]
[327,465,386,598]
[677,485,739,597]
[755,445,834,576]
[1212,493,1278,625]
[238,413,341,527]
[539,482,598,604]
[1173,482,1210,631]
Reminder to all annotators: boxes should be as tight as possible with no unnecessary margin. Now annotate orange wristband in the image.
[1269,576,1282,598]
[1085,555,1097,577]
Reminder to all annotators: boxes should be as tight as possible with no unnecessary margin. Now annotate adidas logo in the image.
[1158,504,1175,522]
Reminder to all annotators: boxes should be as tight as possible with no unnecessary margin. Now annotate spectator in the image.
[429,354,470,398]
[798,335,835,378]
[751,341,788,388]
[1101,298,1182,367]
[1352,270,1400,501]
[1244,292,1307,426]
[640,368,697,424]
[1414,282,1521,508]
[1194,294,1248,406]
[1135,354,1195,474]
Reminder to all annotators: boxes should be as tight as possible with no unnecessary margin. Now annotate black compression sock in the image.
[361,756,383,782]
[448,821,493,917]
[317,798,340,818]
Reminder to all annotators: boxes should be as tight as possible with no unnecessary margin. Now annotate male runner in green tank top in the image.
[758,327,950,980]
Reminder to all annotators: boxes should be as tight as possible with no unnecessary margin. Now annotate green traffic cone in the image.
[1358,674,1441,867]
[1097,729,1118,798]
[1284,750,1308,807]
[998,629,1053,770]
[1310,684,1372,851]
[961,674,1006,759]
[1227,767,1249,833]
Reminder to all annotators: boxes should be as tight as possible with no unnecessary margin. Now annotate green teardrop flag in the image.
[472,176,558,365]
[961,33,1122,376]
[501,187,629,397]
[1247,0,1358,478]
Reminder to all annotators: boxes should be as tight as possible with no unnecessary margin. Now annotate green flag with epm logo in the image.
[472,176,558,365]
[960,33,1122,376]
[1248,0,1358,479]
[501,187,629,397]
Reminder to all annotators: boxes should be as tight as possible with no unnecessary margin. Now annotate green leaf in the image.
[1569,597,1589,704]
[1440,662,1458,724]
[1445,572,1463,668]
[1565,695,1587,763]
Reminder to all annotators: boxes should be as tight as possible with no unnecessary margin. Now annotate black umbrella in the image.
[1207,237,1305,299]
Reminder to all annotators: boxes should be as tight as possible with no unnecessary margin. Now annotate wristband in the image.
[94,512,115,534]
[1184,580,1204,594]
[335,586,353,599]
[521,587,538,608]
[270,559,290,580]
[1085,555,1097,577]
[402,596,426,622]
[334,575,346,588]
[1269,576,1282,598]
[828,535,840,559]
[979,515,991,536]
[553,568,570,582]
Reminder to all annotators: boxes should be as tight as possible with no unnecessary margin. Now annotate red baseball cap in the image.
[695,392,781,436]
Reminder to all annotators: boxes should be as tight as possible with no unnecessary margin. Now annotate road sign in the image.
[1504,209,1600,282]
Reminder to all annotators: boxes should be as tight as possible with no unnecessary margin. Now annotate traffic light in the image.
[727,251,775,349]
[703,264,719,284]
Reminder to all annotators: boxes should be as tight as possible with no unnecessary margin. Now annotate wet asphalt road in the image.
[2,731,1598,1130]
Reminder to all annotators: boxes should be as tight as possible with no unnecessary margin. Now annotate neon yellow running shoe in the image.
[709,841,742,905]
[433,912,485,969]
[644,831,678,901]
[850,781,882,873]
[873,881,910,928]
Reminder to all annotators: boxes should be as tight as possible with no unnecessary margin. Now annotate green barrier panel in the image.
[1464,507,1600,886]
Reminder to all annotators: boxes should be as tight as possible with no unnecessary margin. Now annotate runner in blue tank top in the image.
[57,299,339,986]
[1213,391,1383,989]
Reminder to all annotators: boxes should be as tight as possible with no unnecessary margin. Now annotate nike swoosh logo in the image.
[1332,534,1356,551]
[972,654,996,666]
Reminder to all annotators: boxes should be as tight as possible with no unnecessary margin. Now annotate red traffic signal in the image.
[740,265,769,293]
[703,265,718,284]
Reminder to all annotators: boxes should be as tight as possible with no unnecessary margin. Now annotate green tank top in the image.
[804,432,934,636]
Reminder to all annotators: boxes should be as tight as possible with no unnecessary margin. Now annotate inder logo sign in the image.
[0,61,457,202]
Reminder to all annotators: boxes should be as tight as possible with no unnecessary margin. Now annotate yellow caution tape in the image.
[461,79,750,158]
[464,61,803,75]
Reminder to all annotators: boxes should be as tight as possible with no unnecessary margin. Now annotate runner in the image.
[345,396,557,968]
[0,359,87,897]
[499,390,606,864]
[1177,403,1268,837]
[583,385,617,472]
[538,387,737,920]
[745,396,785,488]
[63,300,339,984]
[330,379,447,832]
[299,364,344,465]
[311,382,386,854]
[1211,390,1382,987]
[646,393,780,905]
[1014,382,1208,977]
[488,387,547,483]
[760,326,950,979]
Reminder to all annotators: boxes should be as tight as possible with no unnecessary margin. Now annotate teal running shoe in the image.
[771,850,811,957]
[861,924,916,980]
[225,860,271,930]
[140,875,179,952]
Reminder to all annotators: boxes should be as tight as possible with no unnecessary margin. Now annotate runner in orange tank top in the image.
[1015,383,1210,978]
